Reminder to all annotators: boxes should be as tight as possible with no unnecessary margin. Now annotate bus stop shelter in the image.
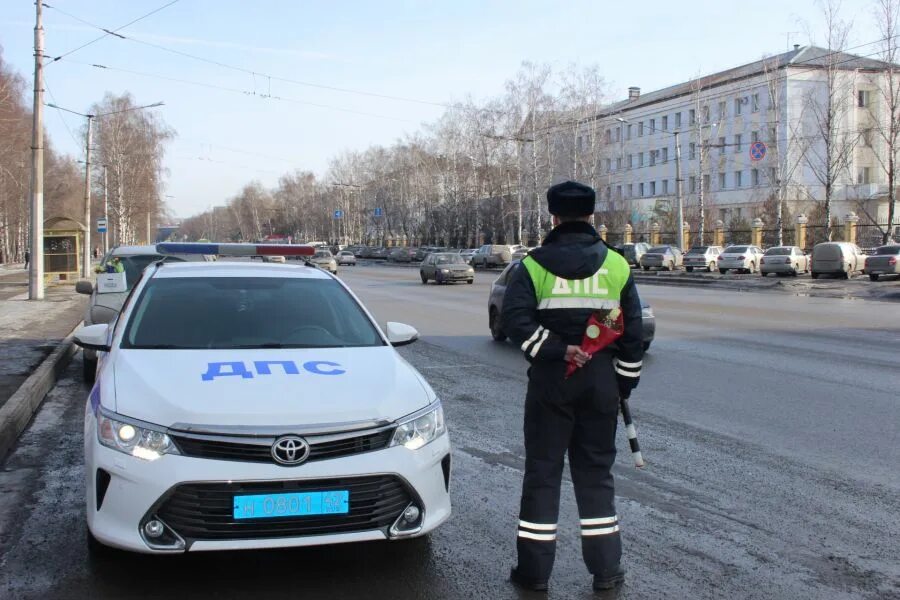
[43,216,86,282]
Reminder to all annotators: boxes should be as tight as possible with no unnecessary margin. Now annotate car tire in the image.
[467,279,474,284]
[686,266,694,273]
[844,271,851,280]
[811,272,820,279]
[420,272,428,284]
[643,341,651,351]
[708,262,716,273]
[719,268,727,274]
[83,355,97,383]
[749,262,757,274]
[436,273,444,285]
[489,308,507,342]
[642,266,649,271]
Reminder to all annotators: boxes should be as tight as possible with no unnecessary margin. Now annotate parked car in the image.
[760,246,810,276]
[459,248,479,262]
[511,246,534,261]
[420,252,475,284]
[811,242,866,279]
[640,245,683,271]
[618,242,651,267]
[470,244,513,268]
[357,246,375,258]
[487,261,655,350]
[388,247,417,263]
[717,245,764,274]
[370,247,389,260]
[309,250,338,273]
[683,245,723,272]
[864,244,900,281]
[336,251,357,266]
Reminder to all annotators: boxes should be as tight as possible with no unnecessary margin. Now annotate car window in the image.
[436,254,465,265]
[875,245,900,255]
[765,247,791,255]
[123,277,384,349]
[647,246,669,253]
[686,246,708,254]
[113,254,184,291]
[726,246,749,253]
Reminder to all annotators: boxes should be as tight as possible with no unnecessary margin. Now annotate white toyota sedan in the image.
[75,258,451,554]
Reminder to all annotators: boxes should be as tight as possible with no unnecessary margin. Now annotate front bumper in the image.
[84,414,452,554]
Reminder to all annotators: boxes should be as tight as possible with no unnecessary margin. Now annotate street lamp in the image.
[47,101,164,277]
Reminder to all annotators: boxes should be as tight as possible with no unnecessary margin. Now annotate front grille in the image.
[170,428,394,465]
[153,475,411,541]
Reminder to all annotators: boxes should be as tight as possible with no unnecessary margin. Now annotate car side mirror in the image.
[386,322,419,346]
[75,280,94,295]
[73,323,111,352]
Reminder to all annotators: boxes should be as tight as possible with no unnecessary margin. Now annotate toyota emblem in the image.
[271,435,311,466]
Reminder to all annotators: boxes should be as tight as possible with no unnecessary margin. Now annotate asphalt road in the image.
[1,264,898,599]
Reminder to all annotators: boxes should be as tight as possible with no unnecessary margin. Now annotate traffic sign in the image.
[749,141,767,161]
[374,207,383,218]
[333,209,343,219]
[97,218,108,233]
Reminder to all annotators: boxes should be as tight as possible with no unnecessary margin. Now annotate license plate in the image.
[233,490,349,519]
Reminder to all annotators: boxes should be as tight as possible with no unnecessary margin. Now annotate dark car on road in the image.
[487,261,655,350]
[640,245,683,271]
[617,242,651,267]
[388,247,418,263]
[420,252,475,284]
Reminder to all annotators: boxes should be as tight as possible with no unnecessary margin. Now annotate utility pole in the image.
[28,0,44,300]
[674,130,685,250]
[82,115,93,277]
[102,165,109,254]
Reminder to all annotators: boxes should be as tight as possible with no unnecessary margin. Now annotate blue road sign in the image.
[749,141,767,161]
[97,218,107,233]
[374,207,383,218]
[333,209,343,219]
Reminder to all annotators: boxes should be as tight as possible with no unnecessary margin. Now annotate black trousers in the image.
[515,354,621,581]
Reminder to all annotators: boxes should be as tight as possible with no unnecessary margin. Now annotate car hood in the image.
[110,347,432,428]
[437,264,471,271]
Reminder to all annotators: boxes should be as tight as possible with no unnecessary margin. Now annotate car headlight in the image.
[97,408,179,461]
[390,403,446,450]
[641,306,654,318]
[440,268,449,273]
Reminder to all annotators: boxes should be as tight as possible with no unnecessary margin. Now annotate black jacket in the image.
[500,221,644,368]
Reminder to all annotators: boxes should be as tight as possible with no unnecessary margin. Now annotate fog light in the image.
[144,519,165,538]
[403,505,420,523]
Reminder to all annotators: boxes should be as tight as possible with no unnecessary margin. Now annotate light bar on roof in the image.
[156,243,315,257]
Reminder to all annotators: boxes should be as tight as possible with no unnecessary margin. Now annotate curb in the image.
[0,322,82,463]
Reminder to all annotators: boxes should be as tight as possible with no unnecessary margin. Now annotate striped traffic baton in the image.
[619,397,645,468]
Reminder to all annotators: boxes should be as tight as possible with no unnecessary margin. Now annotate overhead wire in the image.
[43,78,82,150]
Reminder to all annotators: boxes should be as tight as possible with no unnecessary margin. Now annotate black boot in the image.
[510,566,549,592]
[592,565,625,591]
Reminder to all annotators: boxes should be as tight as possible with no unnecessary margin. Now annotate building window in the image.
[718,136,726,155]
[689,108,696,125]
[650,181,656,196]
[675,112,682,128]
[606,158,611,172]
[628,154,634,169]
[769,127,777,142]
[638,122,644,137]
[702,105,710,123]
[650,118,656,133]
[734,134,742,153]
[689,142,696,160]
[662,179,669,195]
[638,152,644,167]
[718,101,727,119]
[703,174,711,191]
[857,167,871,184]
[689,175,697,192]
[662,147,669,163]
[605,186,611,200]
[628,183,634,198]
[858,90,870,108]
[862,128,873,147]
[616,185,622,200]
[752,93,760,112]
[718,172,726,189]
[576,135,583,150]
[751,131,759,144]
[735,170,743,188]
[616,157,623,170]
[751,168,759,186]
[615,127,621,142]
[769,167,778,183]
[734,97,743,116]
[639,182,645,197]
[662,115,669,131]
[626,124,632,140]
[650,150,656,166]
[605,129,611,144]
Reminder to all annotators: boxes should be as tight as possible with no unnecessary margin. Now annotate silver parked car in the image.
[309,250,338,274]
[864,245,900,281]
[718,245,764,274]
[811,242,866,279]
[487,261,656,350]
[336,250,357,266]
[420,252,475,284]
[640,245,683,271]
[470,244,513,268]
[760,246,810,276]
[683,245,723,272]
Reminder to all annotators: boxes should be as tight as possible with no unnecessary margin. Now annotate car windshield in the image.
[314,251,332,258]
[647,246,669,253]
[875,245,900,255]
[765,247,792,255]
[726,246,749,253]
[435,254,466,265]
[114,255,185,291]
[686,246,708,254]
[123,277,383,349]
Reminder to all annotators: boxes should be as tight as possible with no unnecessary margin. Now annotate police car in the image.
[74,243,451,554]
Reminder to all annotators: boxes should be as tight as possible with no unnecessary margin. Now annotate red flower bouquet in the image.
[565,308,623,378]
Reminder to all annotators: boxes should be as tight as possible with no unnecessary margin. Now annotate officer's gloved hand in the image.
[617,374,639,400]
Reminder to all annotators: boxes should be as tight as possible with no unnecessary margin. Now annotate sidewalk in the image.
[0,283,86,412]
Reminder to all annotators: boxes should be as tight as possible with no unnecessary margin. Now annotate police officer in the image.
[502,180,644,593]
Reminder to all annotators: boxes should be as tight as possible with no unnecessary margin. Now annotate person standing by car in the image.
[23,250,30,269]
[501,180,644,594]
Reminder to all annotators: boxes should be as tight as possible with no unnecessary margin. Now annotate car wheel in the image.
[749,262,757,274]
[83,355,97,383]
[642,341,651,351]
[467,279,474,284]
[420,272,428,284]
[844,270,852,280]
[719,268,727,274]
[642,266,649,271]
[686,266,693,273]
[436,273,444,285]
[489,308,507,342]
[708,262,716,272]
[811,272,820,279]
[869,274,880,281]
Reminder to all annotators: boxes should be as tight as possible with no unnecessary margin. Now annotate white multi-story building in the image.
[536,45,895,231]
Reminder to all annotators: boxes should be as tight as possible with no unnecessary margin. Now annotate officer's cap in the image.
[547,181,595,217]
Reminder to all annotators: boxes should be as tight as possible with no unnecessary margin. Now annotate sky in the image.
[0,0,884,218]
